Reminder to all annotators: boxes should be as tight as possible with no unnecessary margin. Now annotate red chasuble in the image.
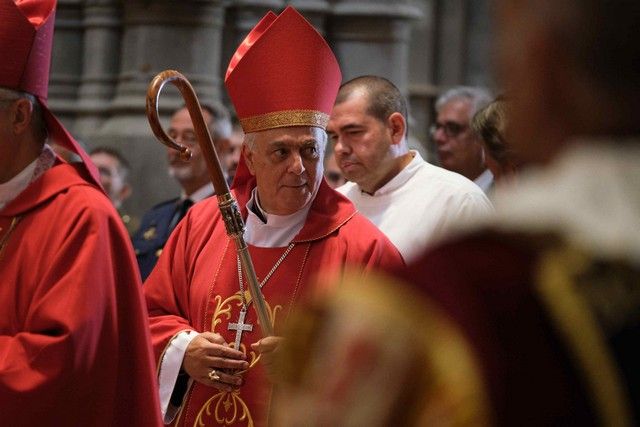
[0,162,162,426]
[144,179,403,427]
[392,230,638,425]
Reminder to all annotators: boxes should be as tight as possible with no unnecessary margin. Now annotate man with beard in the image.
[132,103,232,280]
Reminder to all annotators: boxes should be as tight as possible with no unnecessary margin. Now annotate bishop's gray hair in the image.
[243,128,328,153]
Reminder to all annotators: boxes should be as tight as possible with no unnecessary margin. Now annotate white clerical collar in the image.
[0,144,55,210]
[363,150,421,197]
[182,182,214,203]
[474,168,494,193]
[244,186,316,248]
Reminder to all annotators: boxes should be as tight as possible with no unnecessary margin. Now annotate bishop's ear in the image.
[10,98,34,136]
[387,112,406,146]
[242,144,257,176]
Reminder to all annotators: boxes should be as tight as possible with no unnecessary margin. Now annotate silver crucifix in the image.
[228,306,254,350]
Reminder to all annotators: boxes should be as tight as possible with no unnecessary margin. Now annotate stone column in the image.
[103,0,225,135]
[95,0,226,218]
[433,0,468,86]
[49,0,84,130]
[74,0,122,140]
[327,0,421,92]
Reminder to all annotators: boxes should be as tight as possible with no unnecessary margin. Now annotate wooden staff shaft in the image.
[146,69,274,338]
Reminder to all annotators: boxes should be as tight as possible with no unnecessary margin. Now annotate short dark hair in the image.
[90,146,131,180]
[336,75,408,124]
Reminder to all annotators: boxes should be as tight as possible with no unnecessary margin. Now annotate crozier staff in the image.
[147,70,273,339]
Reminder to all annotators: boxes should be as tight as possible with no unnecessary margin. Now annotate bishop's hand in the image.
[251,336,285,383]
[183,332,249,391]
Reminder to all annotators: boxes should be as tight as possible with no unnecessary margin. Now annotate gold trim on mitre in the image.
[240,109,329,133]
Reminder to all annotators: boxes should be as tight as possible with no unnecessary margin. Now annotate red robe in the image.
[0,162,162,426]
[272,229,638,426]
[144,179,403,427]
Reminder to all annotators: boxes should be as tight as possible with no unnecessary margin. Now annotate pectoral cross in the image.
[228,306,253,350]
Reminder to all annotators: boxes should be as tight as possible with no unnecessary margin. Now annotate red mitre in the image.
[225,6,341,197]
[0,0,101,189]
[224,6,342,134]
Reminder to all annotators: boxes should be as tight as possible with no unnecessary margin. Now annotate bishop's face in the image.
[244,126,326,216]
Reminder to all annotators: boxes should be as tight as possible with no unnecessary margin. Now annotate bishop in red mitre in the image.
[143,6,403,427]
[0,1,162,425]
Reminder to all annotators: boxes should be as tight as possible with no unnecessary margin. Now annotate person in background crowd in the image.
[90,146,139,234]
[132,102,231,281]
[471,97,519,187]
[432,86,494,192]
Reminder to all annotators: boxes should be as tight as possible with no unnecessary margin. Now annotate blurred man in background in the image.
[132,102,231,280]
[90,146,138,234]
[432,86,494,192]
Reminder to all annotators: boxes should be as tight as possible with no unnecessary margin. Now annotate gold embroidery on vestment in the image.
[194,293,282,426]
[536,244,634,426]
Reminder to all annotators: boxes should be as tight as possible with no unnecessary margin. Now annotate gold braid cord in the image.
[536,243,634,426]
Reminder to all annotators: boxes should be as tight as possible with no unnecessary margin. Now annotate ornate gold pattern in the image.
[195,390,254,427]
[193,292,283,426]
[240,110,329,133]
[143,226,157,240]
[188,240,310,426]
[536,244,633,426]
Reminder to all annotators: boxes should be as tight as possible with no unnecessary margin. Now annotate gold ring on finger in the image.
[208,369,221,381]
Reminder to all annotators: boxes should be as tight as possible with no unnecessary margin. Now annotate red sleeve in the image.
[144,213,197,363]
[344,214,405,273]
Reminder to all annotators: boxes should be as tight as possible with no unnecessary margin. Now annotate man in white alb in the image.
[328,76,492,262]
